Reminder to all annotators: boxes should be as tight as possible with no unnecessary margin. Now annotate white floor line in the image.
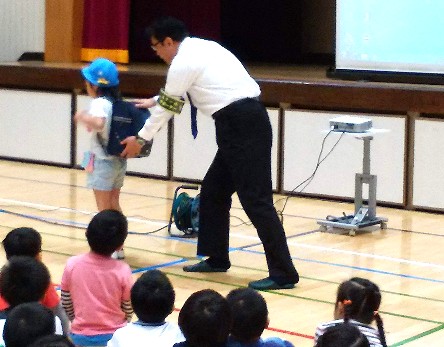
[227,230,444,270]
[0,198,166,226]
[1,198,443,269]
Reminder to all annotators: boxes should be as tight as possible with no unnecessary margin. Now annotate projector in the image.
[329,116,372,133]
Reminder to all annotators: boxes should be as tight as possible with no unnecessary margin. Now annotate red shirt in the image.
[0,283,60,310]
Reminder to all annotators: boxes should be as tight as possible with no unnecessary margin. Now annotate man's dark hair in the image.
[3,302,56,347]
[0,256,50,307]
[178,289,231,347]
[226,287,268,343]
[131,270,175,323]
[145,16,189,43]
[86,210,128,256]
[2,227,42,259]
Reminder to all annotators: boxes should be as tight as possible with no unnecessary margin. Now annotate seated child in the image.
[226,287,294,347]
[29,334,76,347]
[1,227,70,334]
[0,256,63,345]
[108,269,185,347]
[315,322,370,347]
[174,289,232,347]
[3,302,56,347]
[314,277,387,347]
[61,210,134,346]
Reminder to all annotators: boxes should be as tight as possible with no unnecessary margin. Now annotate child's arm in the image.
[74,110,106,131]
[121,299,133,322]
[61,290,75,321]
[52,302,71,335]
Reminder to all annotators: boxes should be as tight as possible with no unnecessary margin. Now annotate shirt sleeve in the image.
[61,290,75,321]
[121,300,133,322]
[138,42,200,141]
[89,97,112,118]
[60,259,71,292]
[41,283,60,308]
[121,265,133,301]
[120,266,134,321]
[0,296,9,310]
[60,260,74,320]
[138,104,174,141]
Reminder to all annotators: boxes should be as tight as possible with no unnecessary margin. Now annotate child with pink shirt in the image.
[61,210,133,346]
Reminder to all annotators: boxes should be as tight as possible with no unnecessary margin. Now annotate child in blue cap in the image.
[75,58,126,259]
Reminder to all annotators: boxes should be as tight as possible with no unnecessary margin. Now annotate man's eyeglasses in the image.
[151,40,163,51]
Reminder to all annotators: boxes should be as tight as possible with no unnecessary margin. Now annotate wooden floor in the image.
[1,160,444,347]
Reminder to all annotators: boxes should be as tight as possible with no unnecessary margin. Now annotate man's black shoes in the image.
[183,260,229,273]
[248,277,297,291]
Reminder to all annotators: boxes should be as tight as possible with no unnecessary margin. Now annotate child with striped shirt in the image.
[314,277,387,347]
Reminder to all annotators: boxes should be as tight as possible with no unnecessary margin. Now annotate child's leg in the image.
[93,189,114,211]
[88,158,126,212]
[95,188,125,260]
[110,188,122,212]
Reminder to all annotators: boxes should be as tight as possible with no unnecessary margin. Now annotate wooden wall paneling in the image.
[45,0,84,62]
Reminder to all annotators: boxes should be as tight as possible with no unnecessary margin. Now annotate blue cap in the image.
[81,58,119,87]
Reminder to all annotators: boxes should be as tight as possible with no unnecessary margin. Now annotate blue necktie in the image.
[187,92,198,139]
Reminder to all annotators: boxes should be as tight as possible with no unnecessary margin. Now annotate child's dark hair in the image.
[337,277,387,347]
[0,256,50,307]
[3,302,56,347]
[131,270,175,323]
[145,16,189,43]
[28,334,76,347]
[2,227,42,259]
[316,322,370,347]
[178,289,231,347]
[97,85,121,102]
[226,287,268,343]
[86,210,128,256]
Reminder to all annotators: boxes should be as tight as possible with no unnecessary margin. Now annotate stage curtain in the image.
[81,0,130,63]
[129,0,220,62]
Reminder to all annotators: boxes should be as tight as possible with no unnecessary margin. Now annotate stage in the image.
[1,61,444,114]
[2,61,444,211]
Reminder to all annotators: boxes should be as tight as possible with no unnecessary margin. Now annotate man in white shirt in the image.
[122,16,299,291]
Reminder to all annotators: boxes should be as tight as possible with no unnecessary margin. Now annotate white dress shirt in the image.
[138,37,261,141]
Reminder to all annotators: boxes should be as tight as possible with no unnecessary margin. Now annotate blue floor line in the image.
[131,258,189,274]
[242,249,444,284]
[3,208,444,285]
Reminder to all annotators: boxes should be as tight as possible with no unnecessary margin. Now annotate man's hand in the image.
[120,136,142,158]
[133,98,156,109]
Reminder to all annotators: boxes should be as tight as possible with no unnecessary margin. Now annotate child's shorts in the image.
[70,332,113,346]
[87,157,127,191]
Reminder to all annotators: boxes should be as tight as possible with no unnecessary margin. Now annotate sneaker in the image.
[112,249,125,260]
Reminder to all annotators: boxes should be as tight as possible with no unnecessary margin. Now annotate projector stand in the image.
[317,134,388,236]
